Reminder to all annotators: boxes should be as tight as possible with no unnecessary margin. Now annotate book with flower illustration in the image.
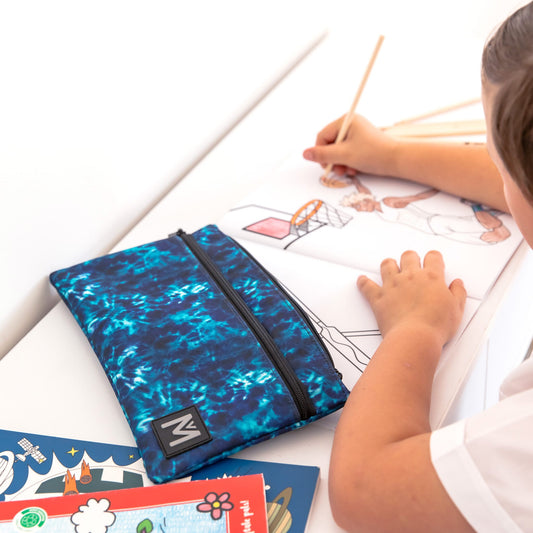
[215,156,523,419]
[0,473,268,532]
[189,457,320,533]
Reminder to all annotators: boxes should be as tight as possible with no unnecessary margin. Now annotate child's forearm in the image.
[329,325,473,532]
[334,325,439,451]
[389,140,508,212]
[305,115,506,212]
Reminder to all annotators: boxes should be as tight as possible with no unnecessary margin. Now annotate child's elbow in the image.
[329,465,376,532]
[329,491,360,532]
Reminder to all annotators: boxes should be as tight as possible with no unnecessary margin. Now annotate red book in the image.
[0,474,268,532]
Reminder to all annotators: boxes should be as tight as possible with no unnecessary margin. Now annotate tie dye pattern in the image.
[50,225,348,483]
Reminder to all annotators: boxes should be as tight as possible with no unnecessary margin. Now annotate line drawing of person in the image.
[339,176,510,244]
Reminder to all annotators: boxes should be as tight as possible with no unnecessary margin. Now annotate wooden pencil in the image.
[322,34,385,179]
[385,119,486,138]
[391,97,481,126]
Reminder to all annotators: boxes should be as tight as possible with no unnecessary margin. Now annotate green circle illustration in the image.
[14,507,47,531]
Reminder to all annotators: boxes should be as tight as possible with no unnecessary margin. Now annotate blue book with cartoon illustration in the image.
[0,428,148,502]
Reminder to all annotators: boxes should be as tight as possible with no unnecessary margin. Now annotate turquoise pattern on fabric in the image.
[50,225,348,483]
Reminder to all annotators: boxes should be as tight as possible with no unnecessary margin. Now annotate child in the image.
[303,3,533,532]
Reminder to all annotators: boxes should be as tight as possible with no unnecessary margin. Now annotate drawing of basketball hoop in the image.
[290,199,352,236]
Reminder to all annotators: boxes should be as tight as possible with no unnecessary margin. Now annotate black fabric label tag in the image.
[151,405,212,459]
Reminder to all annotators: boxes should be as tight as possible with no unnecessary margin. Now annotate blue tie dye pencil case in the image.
[50,224,348,483]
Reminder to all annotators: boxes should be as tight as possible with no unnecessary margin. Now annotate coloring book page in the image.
[218,156,522,300]
[239,241,479,391]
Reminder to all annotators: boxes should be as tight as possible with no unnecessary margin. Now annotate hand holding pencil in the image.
[302,113,399,180]
[303,33,485,182]
[303,35,387,180]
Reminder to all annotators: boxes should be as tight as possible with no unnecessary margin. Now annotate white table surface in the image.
[2,5,532,530]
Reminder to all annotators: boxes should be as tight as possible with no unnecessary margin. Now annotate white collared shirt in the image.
[430,357,533,532]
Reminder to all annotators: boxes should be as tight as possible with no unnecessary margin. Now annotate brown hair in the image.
[482,2,533,203]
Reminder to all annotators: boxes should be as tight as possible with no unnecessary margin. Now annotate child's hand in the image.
[357,250,466,347]
[303,114,398,177]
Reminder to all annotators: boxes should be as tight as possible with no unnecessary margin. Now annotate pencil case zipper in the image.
[175,229,316,421]
[227,235,342,379]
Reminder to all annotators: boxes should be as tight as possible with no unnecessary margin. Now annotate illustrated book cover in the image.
[189,457,320,533]
[0,429,148,503]
[0,473,268,532]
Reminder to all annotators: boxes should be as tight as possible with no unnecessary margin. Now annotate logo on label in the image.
[152,406,211,459]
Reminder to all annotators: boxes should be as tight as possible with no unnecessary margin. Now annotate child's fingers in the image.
[380,257,400,279]
[449,278,467,307]
[422,250,445,274]
[302,144,348,166]
[356,275,382,303]
[332,164,349,175]
[315,117,344,146]
[399,250,422,271]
